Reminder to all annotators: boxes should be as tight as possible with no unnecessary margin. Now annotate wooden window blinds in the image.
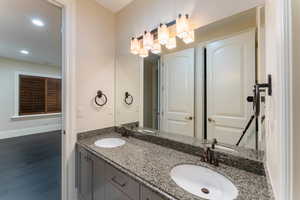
[19,75,61,115]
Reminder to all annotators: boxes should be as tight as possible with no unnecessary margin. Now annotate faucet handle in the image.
[211,138,218,149]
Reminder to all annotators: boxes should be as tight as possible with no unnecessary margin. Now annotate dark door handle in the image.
[208,118,215,123]
[185,116,194,120]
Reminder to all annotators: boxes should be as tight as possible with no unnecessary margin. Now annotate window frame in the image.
[13,72,62,118]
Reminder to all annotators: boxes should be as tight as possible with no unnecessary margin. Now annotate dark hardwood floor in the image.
[0,131,61,200]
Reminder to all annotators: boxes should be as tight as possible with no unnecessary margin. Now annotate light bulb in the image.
[130,37,140,55]
[183,29,195,44]
[139,47,149,58]
[176,14,190,39]
[32,18,45,27]
[20,50,30,55]
[143,31,154,50]
[151,41,161,54]
[166,37,176,49]
[158,24,169,45]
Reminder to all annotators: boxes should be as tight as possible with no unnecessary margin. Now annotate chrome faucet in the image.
[200,139,219,166]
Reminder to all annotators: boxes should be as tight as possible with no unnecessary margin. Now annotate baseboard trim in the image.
[0,124,62,140]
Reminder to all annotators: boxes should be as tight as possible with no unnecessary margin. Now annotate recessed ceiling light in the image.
[31,18,45,27]
[20,50,30,55]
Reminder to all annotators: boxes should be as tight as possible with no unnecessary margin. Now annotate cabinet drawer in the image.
[141,185,164,200]
[105,164,139,200]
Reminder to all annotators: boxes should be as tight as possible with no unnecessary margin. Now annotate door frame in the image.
[139,56,161,128]
[47,0,77,200]
[265,0,293,199]
[277,0,293,199]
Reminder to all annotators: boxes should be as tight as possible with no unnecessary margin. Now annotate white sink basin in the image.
[170,164,238,200]
[94,138,125,148]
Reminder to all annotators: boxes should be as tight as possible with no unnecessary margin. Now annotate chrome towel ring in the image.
[124,92,133,105]
[95,90,107,106]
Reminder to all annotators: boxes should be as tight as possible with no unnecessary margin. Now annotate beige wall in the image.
[292,0,300,199]
[115,0,264,125]
[0,57,62,139]
[265,0,282,198]
[76,0,115,132]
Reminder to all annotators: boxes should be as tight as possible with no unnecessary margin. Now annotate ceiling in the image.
[0,0,61,66]
[95,0,134,13]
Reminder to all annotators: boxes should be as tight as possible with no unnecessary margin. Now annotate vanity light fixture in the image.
[151,41,161,54]
[166,37,177,49]
[143,31,154,50]
[130,37,140,55]
[139,46,149,58]
[176,14,190,39]
[130,13,194,56]
[158,23,169,45]
[183,29,195,44]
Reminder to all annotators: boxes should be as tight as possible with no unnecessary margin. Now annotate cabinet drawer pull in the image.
[111,176,126,187]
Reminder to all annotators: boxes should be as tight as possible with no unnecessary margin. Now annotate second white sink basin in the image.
[94,138,125,148]
[170,164,238,200]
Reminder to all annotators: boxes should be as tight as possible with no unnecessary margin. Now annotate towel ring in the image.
[95,90,107,106]
[124,92,133,105]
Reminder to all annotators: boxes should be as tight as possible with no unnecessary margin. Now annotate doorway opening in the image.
[0,0,63,199]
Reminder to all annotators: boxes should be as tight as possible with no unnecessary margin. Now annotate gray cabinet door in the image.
[78,149,93,200]
[105,163,140,200]
[92,155,105,200]
[105,182,131,200]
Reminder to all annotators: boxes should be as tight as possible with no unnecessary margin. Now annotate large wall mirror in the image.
[115,7,266,152]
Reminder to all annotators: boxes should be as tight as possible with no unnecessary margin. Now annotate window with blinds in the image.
[19,75,62,115]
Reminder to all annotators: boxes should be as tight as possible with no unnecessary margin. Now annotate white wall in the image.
[76,0,115,133]
[0,57,62,139]
[115,0,264,124]
[265,0,294,199]
[292,0,300,198]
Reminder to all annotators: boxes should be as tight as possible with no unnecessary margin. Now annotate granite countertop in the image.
[77,132,273,200]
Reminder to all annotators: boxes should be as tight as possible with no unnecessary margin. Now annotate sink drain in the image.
[201,188,210,194]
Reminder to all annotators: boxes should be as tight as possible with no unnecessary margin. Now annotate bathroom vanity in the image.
[77,144,163,200]
[76,130,273,200]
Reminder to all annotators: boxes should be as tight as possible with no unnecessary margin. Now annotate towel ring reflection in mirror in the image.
[94,90,108,106]
[124,92,133,105]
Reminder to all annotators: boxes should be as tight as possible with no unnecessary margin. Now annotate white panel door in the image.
[161,48,194,137]
[206,30,255,145]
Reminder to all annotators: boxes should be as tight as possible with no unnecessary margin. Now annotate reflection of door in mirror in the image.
[161,48,195,137]
[143,49,195,137]
[206,30,255,147]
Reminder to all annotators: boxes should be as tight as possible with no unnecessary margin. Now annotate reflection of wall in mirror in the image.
[115,55,140,125]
